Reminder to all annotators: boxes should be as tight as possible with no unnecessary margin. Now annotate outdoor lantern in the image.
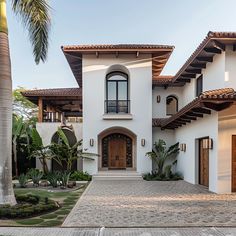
[180,143,186,152]
[90,139,94,147]
[202,138,213,149]
[156,95,161,103]
[141,139,146,147]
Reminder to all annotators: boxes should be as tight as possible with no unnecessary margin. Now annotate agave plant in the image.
[47,172,60,188]
[18,174,29,188]
[59,171,71,189]
[146,139,179,176]
[28,169,43,187]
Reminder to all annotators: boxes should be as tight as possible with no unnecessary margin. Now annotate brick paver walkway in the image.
[0,227,236,236]
[63,180,236,227]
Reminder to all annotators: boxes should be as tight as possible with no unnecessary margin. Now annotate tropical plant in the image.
[29,128,50,174]
[70,171,92,181]
[12,115,30,177]
[146,139,179,176]
[28,168,43,187]
[49,128,96,171]
[47,172,60,188]
[59,171,71,189]
[0,0,51,205]
[13,87,38,124]
[18,174,29,188]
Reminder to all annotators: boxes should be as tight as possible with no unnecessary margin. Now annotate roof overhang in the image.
[153,32,236,88]
[21,88,82,113]
[61,44,174,87]
[153,88,236,130]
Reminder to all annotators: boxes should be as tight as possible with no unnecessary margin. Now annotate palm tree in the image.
[0,0,50,205]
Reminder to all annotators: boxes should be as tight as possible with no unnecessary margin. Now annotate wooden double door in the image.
[199,138,209,187]
[102,133,133,169]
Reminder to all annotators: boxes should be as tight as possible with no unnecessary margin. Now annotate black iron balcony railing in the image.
[105,100,130,113]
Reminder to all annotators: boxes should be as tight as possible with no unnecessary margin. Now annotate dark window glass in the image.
[196,75,203,97]
[106,72,129,113]
[166,95,178,116]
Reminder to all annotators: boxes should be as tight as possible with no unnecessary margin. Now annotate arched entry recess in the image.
[98,127,136,170]
[51,127,77,171]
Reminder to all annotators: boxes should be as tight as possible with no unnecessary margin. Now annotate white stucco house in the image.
[23,31,236,194]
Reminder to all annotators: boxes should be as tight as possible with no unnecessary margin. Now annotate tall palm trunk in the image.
[0,0,16,205]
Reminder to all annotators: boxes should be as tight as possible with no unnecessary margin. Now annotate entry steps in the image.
[92,171,143,181]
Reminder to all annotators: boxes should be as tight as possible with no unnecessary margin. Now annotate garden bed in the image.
[0,184,87,227]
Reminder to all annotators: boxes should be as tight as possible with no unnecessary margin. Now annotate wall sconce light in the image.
[89,139,94,147]
[141,139,145,147]
[180,143,186,152]
[202,138,213,149]
[156,95,161,103]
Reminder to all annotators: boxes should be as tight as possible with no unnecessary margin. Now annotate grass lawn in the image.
[0,184,87,227]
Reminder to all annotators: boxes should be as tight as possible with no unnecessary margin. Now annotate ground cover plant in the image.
[0,184,87,227]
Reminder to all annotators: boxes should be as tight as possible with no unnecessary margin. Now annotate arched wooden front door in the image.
[102,133,132,169]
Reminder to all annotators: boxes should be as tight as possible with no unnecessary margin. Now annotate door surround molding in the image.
[98,127,137,171]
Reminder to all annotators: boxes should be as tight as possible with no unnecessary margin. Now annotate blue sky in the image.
[7,0,236,89]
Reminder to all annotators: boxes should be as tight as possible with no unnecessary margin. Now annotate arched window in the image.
[166,95,178,116]
[106,71,129,113]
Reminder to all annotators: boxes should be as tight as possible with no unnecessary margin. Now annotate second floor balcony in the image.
[105,100,130,114]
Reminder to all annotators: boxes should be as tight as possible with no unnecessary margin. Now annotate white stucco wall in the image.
[202,53,225,91]
[175,113,218,192]
[225,45,236,89]
[218,105,236,193]
[82,54,152,175]
[152,87,183,118]
[36,122,83,171]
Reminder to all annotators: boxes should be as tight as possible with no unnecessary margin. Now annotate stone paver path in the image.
[0,227,236,236]
[63,180,236,227]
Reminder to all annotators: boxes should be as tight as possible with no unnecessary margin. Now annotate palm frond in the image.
[12,0,51,64]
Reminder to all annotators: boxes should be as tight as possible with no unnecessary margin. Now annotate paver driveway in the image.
[63,180,236,227]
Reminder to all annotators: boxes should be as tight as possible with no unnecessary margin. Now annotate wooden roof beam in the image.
[212,40,225,51]
[186,111,203,118]
[181,73,196,78]
[204,47,222,54]
[191,107,211,114]
[177,78,191,83]
[185,69,202,74]
[181,115,197,120]
[196,56,213,62]
[190,63,206,69]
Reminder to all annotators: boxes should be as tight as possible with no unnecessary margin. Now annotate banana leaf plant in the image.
[12,115,30,176]
[29,128,50,174]
[49,128,96,171]
[146,139,179,176]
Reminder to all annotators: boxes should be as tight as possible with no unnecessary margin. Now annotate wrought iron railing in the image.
[105,100,130,113]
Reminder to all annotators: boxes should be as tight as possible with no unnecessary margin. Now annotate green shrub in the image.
[70,171,92,181]
[143,171,183,181]
[0,194,59,219]
[16,194,40,204]
[18,174,29,188]
[28,169,44,187]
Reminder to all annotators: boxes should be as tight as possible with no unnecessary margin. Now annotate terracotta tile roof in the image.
[22,88,82,97]
[153,31,236,87]
[153,88,236,129]
[200,88,235,98]
[173,31,236,82]
[62,44,174,51]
